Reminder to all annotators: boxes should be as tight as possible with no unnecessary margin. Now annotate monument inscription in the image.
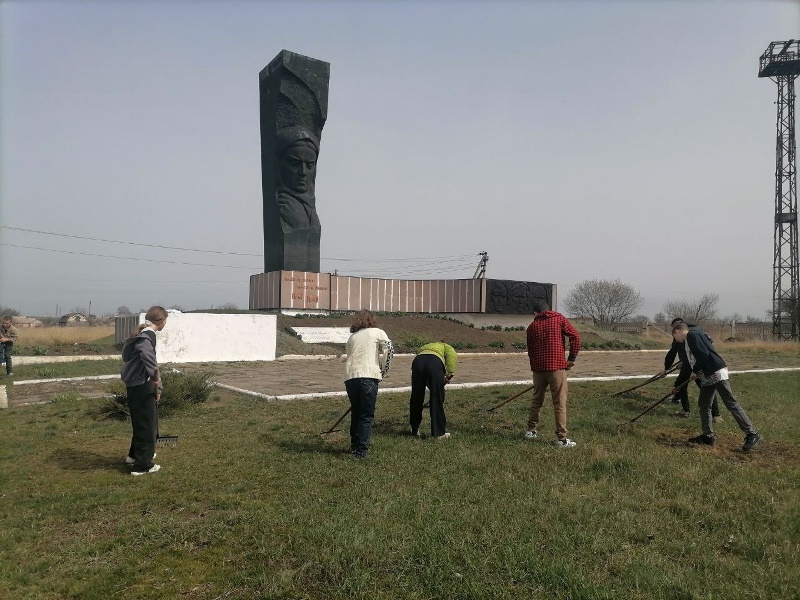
[260,50,329,273]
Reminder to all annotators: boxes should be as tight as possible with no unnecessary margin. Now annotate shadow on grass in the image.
[274,436,351,456]
[49,447,128,472]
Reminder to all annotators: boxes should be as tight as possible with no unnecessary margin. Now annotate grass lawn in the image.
[1,372,798,599]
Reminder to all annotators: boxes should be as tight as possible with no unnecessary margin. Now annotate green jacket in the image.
[418,342,457,375]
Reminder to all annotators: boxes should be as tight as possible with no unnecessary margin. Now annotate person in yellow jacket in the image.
[409,341,457,439]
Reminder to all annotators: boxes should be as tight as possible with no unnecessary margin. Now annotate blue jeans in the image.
[345,378,379,457]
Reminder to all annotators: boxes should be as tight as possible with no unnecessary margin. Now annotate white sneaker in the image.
[410,426,420,438]
[524,430,537,440]
[125,453,156,465]
[436,432,451,440]
[556,439,577,448]
[131,464,161,476]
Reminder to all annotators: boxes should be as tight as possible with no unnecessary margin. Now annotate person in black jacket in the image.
[671,322,762,451]
[661,318,720,420]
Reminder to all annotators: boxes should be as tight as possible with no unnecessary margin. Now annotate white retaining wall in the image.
[116,313,277,363]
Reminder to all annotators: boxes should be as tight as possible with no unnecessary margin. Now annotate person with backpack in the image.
[121,306,168,475]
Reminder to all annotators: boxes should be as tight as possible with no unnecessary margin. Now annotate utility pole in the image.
[472,251,488,279]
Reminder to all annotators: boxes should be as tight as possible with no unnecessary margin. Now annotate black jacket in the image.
[664,322,712,369]
[685,329,726,376]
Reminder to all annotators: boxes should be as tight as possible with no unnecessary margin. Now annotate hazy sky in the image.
[1,0,798,318]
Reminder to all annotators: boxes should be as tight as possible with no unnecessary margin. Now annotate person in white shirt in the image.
[344,310,393,458]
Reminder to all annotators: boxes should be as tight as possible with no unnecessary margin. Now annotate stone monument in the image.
[260,50,329,272]
[250,52,558,317]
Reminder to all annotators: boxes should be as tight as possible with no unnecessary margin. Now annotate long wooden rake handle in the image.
[321,406,351,435]
[626,378,691,424]
[610,362,682,397]
[486,384,536,412]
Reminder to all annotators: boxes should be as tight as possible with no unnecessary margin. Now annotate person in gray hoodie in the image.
[121,306,168,475]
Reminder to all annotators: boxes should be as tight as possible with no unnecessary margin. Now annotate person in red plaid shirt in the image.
[525,299,581,447]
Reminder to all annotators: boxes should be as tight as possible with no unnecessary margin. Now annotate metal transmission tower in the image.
[759,40,800,340]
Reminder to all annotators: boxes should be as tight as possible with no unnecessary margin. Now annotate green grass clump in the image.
[92,370,216,420]
[0,372,798,599]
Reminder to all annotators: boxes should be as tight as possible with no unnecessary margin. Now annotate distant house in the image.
[59,313,90,327]
[11,316,44,328]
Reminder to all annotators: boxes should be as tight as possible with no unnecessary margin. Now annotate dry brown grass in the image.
[18,326,114,346]
[716,339,800,352]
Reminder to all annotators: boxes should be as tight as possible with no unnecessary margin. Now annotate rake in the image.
[625,378,691,424]
[485,384,535,412]
[320,402,431,436]
[609,362,681,397]
[155,393,178,446]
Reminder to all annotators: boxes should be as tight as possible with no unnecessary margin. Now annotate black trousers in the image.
[127,382,157,470]
[409,354,447,437]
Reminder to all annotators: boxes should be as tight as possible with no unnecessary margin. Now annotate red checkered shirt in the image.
[526,311,581,372]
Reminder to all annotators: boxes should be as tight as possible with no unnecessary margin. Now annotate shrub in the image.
[451,341,467,350]
[92,370,215,421]
[33,346,49,356]
[481,325,503,331]
[403,336,432,349]
[511,341,526,350]
[488,341,505,349]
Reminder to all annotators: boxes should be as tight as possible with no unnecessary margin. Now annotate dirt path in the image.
[179,349,800,397]
[5,348,798,407]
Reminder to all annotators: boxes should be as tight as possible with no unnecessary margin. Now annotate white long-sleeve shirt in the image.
[345,327,393,381]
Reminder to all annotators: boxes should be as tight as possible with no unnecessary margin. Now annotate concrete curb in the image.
[12,374,120,386]
[215,367,800,402]
[14,355,118,366]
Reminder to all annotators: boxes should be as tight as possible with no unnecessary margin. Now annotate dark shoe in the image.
[688,434,715,446]
[410,426,420,438]
[351,451,367,459]
[742,433,763,451]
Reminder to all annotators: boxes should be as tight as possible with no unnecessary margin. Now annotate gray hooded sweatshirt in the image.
[120,329,159,388]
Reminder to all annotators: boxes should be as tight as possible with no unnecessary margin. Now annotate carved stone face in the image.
[278,143,317,194]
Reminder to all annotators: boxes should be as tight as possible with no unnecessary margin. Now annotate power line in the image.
[1,243,261,270]
[1,226,262,257]
[323,254,478,263]
[2,225,479,264]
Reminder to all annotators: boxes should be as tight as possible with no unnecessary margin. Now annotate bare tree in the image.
[653,312,666,323]
[218,302,238,310]
[0,306,20,317]
[117,306,131,316]
[662,294,719,323]
[70,306,89,315]
[563,279,644,323]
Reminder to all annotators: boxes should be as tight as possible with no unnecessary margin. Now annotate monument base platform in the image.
[249,271,556,315]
